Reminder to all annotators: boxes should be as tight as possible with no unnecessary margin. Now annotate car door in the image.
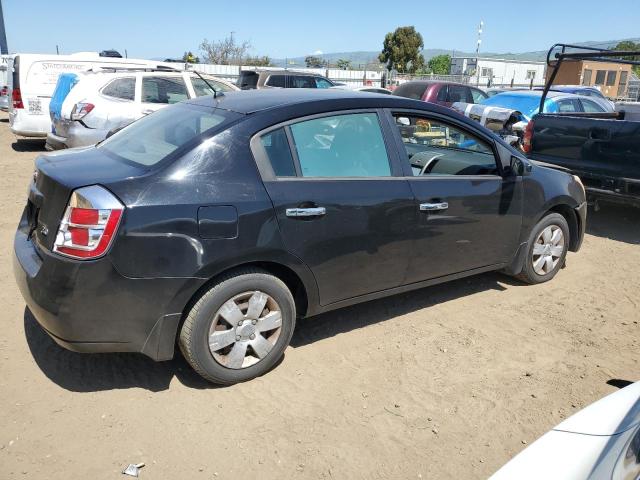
[385,109,523,283]
[100,76,140,131]
[252,110,416,306]
[139,75,189,116]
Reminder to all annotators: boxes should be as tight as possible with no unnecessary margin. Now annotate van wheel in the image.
[517,213,569,284]
[179,268,295,385]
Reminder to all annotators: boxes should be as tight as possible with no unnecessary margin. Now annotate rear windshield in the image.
[98,103,239,167]
[393,82,428,100]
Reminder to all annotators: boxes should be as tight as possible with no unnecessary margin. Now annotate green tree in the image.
[427,54,451,75]
[243,55,272,67]
[182,51,199,64]
[305,55,326,68]
[336,58,352,70]
[378,26,425,74]
[615,41,640,75]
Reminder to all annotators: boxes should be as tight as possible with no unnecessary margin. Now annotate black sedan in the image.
[14,89,587,384]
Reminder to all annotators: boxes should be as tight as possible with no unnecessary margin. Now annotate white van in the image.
[8,52,173,137]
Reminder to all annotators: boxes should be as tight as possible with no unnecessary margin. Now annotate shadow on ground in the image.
[0,118,8,123]
[586,204,640,245]
[12,139,46,152]
[24,272,515,392]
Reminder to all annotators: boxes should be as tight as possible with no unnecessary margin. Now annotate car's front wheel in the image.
[517,213,570,284]
[179,268,296,384]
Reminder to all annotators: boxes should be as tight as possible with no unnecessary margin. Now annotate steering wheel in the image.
[419,153,445,176]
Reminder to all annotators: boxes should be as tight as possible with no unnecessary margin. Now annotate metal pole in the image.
[475,20,483,87]
[0,0,8,54]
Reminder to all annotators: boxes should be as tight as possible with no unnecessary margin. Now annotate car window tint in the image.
[290,113,391,177]
[265,75,285,88]
[102,77,135,101]
[581,99,605,113]
[314,78,333,89]
[392,114,497,176]
[99,104,237,167]
[557,99,580,113]
[142,76,189,104]
[191,77,234,96]
[260,128,296,177]
[436,85,448,102]
[471,88,488,103]
[290,76,316,88]
[393,82,428,100]
[447,85,470,103]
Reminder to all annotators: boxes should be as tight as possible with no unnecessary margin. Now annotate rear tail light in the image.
[53,185,124,260]
[522,120,535,154]
[12,87,23,109]
[71,102,95,121]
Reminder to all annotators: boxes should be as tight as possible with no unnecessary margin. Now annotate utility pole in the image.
[0,0,8,54]
[475,20,483,86]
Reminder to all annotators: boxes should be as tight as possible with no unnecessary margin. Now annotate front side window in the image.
[102,77,135,101]
[99,104,238,167]
[289,113,391,177]
[191,77,235,96]
[314,77,334,89]
[142,76,188,104]
[393,114,498,176]
[471,88,488,103]
[265,75,285,88]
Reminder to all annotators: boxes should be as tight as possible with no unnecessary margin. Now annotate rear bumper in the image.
[47,122,107,150]
[13,219,187,361]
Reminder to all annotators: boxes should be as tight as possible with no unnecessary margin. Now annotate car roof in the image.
[490,90,569,99]
[398,80,478,88]
[187,88,426,114]
[241,69,326,77]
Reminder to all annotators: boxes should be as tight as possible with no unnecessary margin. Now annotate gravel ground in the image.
[1,110,639,479]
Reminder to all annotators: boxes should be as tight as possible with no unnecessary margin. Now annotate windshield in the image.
[480,94,557,119]
[98,103,239,167]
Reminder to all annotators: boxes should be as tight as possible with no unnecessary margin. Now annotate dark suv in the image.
[237,69,336,90]
[14,89,586,384]
[393,80,489,107]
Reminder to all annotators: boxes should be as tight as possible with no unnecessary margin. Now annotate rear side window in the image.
[102,77,135,101]
[142,76,188,104]
[471,88,488,103]
[556,99,580,113]
[581,99,605,113]
[393,82,428,100]
[265,75,286,88]
[99,104,238,167]
[289,113,391,177]
[260,128,296,176]
[290,76,317,88]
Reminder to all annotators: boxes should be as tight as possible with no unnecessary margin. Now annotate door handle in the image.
[420,202,448,212]
[286,207,326,217]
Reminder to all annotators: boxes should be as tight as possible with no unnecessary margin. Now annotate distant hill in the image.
[271,37,640,68]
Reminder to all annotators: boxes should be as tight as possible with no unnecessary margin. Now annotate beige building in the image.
[546,60,633,98]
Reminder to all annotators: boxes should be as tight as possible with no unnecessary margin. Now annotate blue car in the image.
[480,90,611,121]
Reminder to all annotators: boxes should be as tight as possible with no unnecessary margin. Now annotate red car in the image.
[392,81,488,108]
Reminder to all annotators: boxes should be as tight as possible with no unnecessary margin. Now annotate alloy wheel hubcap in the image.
[208,291,282,369]
[532,225,565,275]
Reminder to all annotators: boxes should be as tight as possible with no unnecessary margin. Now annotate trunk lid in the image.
[29,147,145,251]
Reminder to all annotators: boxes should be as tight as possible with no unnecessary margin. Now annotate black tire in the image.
[179,268,296,385]
[516,213,570,285]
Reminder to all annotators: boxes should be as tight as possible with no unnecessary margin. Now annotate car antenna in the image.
[187,64,219,99]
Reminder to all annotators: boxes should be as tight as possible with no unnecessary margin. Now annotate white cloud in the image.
[313,50,323,55]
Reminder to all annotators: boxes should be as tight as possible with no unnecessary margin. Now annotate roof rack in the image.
[540,43,640,112]
[88,64,183,74]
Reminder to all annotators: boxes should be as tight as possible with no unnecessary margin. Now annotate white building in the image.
[451,57,546,87]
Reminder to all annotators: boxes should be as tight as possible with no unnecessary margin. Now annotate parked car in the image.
[331,85,392,94]
[392,81,489,107]
[46,70,238,150]
[237,69,336,90]
[481,90,613,122]
[14,89,586,384]
[0,54,14,112]
[8,52,173,138]
[523,106,639,208]
[485,87,529,97]
[491,381,640,479]
[533,85,615,108]
[0,84,8,112]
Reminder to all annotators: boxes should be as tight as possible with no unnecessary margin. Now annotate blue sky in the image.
[2,0,639,59]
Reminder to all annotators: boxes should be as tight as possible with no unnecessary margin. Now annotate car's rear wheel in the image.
[517,213,569,284]
[179,268,296,384]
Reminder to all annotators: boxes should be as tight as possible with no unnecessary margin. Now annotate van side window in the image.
[289,113,391,177]
[260,128,297,177]
[102,77,135,101]
[265,75,285,88]
[393,114,498,176]
[142,76,188,104]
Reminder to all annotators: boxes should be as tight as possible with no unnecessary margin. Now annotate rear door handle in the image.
[420,202,448,212]
[286,207,326,217]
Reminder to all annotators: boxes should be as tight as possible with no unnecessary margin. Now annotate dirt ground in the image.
[0,109,638,480]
